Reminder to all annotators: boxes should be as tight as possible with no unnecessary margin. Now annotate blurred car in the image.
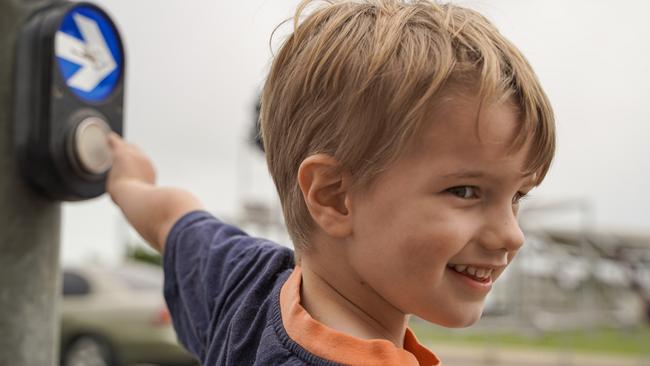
[59,262,198,366]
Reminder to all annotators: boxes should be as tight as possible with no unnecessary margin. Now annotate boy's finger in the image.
[106,132,123,149]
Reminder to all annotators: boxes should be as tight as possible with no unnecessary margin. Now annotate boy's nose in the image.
[479,206,525,253]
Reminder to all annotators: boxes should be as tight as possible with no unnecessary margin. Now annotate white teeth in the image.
[449,264,493,279]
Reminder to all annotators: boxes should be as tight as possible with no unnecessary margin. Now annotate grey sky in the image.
[61,0,650,264]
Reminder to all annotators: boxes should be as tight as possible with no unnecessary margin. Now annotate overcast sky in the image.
[61,0,650,265]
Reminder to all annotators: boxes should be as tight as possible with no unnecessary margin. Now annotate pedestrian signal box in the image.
[14,2,125,201]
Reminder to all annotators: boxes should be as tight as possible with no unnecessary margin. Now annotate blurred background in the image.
[58,0,650,365]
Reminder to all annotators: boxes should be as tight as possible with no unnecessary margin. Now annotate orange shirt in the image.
[280,266,441,366]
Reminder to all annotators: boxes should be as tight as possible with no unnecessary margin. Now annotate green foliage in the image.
[126,245,162,266]
[410,321,650,357]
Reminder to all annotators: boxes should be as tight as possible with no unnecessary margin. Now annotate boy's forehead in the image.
[399,95,534,179]
[412,94,522,153]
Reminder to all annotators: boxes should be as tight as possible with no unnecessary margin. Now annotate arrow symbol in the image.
[55,13,117,92]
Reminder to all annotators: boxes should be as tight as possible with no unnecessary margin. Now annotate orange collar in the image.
[279,266,440,366]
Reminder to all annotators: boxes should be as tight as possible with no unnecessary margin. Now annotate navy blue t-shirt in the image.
[163,210,341,366]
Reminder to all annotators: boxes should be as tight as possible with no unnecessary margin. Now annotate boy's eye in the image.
[446,186,479,199]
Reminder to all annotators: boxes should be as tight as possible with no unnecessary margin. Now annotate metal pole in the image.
[0,0,62,364]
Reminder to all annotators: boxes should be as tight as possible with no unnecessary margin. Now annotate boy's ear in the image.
[298,154,352,238]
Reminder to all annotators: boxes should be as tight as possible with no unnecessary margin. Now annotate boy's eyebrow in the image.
[442,170,486,179]
[442,170,534,183]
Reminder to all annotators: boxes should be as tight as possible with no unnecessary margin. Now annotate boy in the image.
[107,0,555,365]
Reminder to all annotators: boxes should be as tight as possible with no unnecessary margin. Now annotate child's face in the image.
[347,94,535,327]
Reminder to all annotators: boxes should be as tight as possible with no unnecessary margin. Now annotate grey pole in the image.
[1,0,62,365]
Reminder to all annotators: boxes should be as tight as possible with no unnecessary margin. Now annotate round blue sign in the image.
[55,5,123,103]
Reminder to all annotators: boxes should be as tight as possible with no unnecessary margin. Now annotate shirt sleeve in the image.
[162,210,294,362]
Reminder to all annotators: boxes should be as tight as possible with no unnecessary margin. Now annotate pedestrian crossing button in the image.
[73,117,112,175]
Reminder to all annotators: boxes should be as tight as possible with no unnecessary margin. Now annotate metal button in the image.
[73,117,112,175]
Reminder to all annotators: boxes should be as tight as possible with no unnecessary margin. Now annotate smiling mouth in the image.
[447,264,493,283]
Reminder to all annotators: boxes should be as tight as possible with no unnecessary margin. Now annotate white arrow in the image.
[55,13,117,93]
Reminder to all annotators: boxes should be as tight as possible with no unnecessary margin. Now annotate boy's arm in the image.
[106,133,204,253]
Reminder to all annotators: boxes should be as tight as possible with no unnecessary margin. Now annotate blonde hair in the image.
[260,0,556,250]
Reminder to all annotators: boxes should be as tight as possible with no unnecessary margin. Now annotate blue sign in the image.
[55,5,123,103]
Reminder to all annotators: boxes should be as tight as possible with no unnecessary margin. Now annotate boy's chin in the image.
[420,306,484,328]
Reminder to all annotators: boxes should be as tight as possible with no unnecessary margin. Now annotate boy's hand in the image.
[106,132,156,198]
[105,132,203,253]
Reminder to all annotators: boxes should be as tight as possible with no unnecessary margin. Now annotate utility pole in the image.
[0,0,62,364]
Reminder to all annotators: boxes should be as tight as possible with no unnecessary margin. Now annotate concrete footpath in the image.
[430,343,650,366]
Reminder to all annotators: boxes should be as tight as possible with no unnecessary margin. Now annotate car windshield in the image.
[62,271,91,296]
